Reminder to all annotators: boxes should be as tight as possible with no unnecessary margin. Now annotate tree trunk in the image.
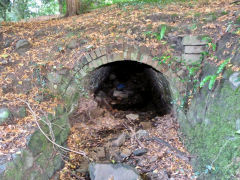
[58,0,63,14]
[66,0,80,17]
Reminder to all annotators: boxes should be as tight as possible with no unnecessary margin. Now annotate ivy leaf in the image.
[0,54,9,58]
[200,75,211,88]
[208,75,217,90]
[212,43,216,51]
[160,25,167,40]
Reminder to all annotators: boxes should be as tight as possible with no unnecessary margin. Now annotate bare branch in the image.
[17,98,88,159]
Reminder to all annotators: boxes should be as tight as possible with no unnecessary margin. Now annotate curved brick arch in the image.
[74,43,186,96]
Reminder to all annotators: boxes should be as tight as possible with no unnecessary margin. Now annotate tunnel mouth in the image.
[90,60,172,116]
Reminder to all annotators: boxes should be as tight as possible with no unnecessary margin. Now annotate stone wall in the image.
[0,36,211,179]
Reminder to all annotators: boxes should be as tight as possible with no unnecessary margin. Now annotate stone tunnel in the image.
[68,43,190,117]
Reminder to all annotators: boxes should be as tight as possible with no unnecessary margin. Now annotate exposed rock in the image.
[136,129,149,139]
[140,122,152,129]
[182,35,208,46]
[89,163,141,180]
[184,45,205,54]
[126,113,139,121]
[229,72,240,89]
[67,39,78,49]
[182,54,202,65]
[148,170,169,180]
[0,108,11,125]
[216,33,240,66]
[112,133,126,147]
[120,148,132,158]
[133,148,148,156]
[96,147,106,160]
[149,156,158,163]
[113,90,129,99]
[22,150,34,171]
[16,39,31,54]
[76,161,89,174]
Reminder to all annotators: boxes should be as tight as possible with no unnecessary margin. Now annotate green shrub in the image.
[79,0,94,14]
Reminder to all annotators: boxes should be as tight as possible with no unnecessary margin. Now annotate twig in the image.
[151,136,190,162]
[17,98,88,158]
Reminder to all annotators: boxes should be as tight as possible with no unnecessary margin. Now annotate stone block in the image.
[100,47,107,55]
[151,60,159,69]
[80,56,88,66]
[90,51,97,60]
[95,48,102,57]
[182,54,203,65]
[141,54,151,64]
[130,48,139,61]
[80,69,87,77]
[99,55,108,64]
[184,45,205,54]
[182,35,208,46]
[126,48,134,60]
[112,52,124,61]
[107,53,114,63]
[85,53,92,63]
[229,72,240,88]
[88,62,95,70]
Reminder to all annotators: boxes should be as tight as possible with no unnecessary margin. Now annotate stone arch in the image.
[73,43,186,113]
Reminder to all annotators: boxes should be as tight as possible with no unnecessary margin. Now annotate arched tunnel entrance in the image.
[88,60,172,117]
[65,59,192,180]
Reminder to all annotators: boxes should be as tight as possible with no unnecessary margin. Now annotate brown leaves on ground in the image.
[60,96,193,179]
[0,0,239,170]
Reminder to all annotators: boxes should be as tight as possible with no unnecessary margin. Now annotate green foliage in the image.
[143,24,168,41]
[158,24,166,40]
[78,0,94,14]
[200,58,230,90]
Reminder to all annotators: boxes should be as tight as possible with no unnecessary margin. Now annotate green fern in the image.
[216,58,230,74]
[208,75,217,90]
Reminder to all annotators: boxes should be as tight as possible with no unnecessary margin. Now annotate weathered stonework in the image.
[182,35,207,65]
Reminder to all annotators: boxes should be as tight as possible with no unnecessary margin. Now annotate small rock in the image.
[229,72,240,88]
[126,114,139,121]
[0,108,11,125]
[76,161,89,173]
[182,35,208,46]
[113,90,129,99]
[67,39,78,49]
[96,147,106,160]
[88,163,141,180]
[149,156,158,163]
[140,122,152,129]
[136,130,149,139]
[120,148,132,158]
[133,148,148,156]
[86,45,94,50]
[16,39,31,54]
[112,133,126,147]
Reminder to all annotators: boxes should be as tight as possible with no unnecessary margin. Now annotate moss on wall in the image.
[180,63,240,179]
